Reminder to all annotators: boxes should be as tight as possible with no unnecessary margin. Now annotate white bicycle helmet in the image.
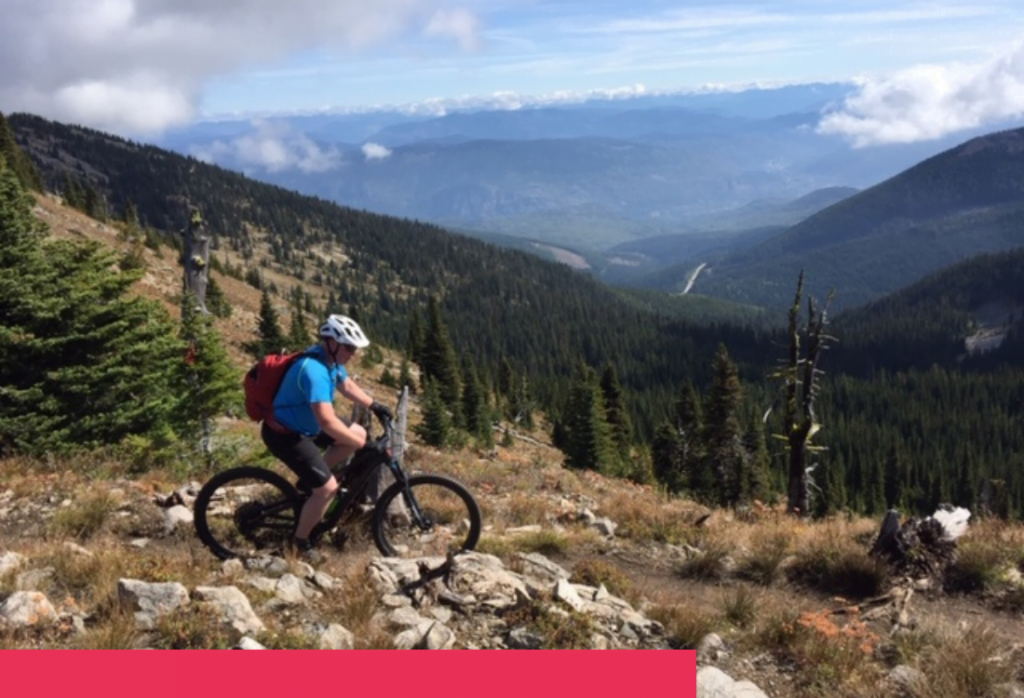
[319,314,370,348]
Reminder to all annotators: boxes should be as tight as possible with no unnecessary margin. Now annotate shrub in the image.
[676,539,731,581]
[501,596,596,649]
[787,536,888,598]
[721,585,759,628]
[737,528,793,586]
[943,538,1005,594]
[570,558,635,601]
[647,604,717,650]
[907,624,1018,698]
[48,491,116,542]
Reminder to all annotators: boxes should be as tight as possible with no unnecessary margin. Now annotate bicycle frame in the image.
[311,415,415,539]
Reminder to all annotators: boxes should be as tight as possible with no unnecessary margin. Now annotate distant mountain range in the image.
[689,127,1024,311]
[154,84,1023,254]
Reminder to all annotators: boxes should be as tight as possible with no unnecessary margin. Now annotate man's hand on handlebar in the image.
[370,401,394,422]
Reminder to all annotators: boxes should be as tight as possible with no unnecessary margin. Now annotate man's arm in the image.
[338,376,374,410]
[310,401,364,449]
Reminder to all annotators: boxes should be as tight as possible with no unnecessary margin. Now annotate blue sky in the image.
[2,1,1023,145]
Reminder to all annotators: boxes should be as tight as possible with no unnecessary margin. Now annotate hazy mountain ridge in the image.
[687,128,1024,311]
[155,84,1021,252]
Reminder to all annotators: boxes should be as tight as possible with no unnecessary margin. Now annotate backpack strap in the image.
[268,350,329,434]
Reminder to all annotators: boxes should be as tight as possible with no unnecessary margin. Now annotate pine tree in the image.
[0,156,182,455]
[703,344,748,506]
[205,275,232,318]
[415,378,451,448]
[175,293,240,464]
[955,451,977,510]
[406,307,425,366]
[865,459,887,515]
[398,359,416,395]
[743,412,771,503]
[562,362,616,474]
[61,171,84,210]
[419,296,462,423]
[287,305,310,351]
[0,114,41,191]
[507,374,535,431]
[652,422,684,491]
[674,380,706,495]
[250,288,287,357]
[600,363,633,462]
[815,451,848,518]
[461,359,490,444]
[884,445,905,509]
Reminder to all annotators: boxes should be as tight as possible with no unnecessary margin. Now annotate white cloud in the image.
[362,143,393,161]
[425,8,481,51]
[0,0,480,136]
[191,120,341,173]
[818,43,1024,147]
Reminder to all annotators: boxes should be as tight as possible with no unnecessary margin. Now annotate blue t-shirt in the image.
[272,345,348,436]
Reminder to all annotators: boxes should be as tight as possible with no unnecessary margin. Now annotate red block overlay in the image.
[1,649,695,697]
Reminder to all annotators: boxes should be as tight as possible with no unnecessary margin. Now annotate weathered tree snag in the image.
[779,271,835,515]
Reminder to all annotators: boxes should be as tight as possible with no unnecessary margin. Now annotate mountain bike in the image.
[193,411,481,560]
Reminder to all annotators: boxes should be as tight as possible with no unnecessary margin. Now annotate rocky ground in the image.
[1,449,1022,698]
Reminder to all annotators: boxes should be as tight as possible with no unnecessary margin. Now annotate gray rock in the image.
[390,606,428,628]
[118,579,190,629]
[0,551,25,576]
[16,566,54,591]
[517,552,571,583]
[193,585,265,635]
[696,666,770,698]
[697,633,728,664]
[419,621,456,650]
[590,517,618,537]
[554,578,586,612]
[162,504,194,533]
[507,626,544,649]
[889,665,927,692]
[274,573,312,605]
[0,591,57,628]
[234,637,267,649]
[319,623,355,650]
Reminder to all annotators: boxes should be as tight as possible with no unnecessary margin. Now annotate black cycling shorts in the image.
[261,424,336,490]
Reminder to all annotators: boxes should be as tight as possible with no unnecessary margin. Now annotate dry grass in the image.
[569,557,638,604]
[751,604,883,696]
[737,523,795,587]
[598,489,705,545]
[646,599,719,650]
[907,624,1020,698]
[721,584,760,628]
[500,593,597,649]
[47,491,117,542]
[314,559,394,649]
[786,520,889,598]
[676,535,732,581]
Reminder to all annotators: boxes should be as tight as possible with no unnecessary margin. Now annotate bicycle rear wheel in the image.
[193,466,302,560]
[372,474,481,558]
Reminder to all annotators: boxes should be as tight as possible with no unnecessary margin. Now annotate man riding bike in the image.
[260,314,392,557]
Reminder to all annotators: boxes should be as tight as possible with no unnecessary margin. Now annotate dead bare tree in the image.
[774,271,836,516]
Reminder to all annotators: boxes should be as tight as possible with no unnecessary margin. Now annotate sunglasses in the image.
[340,343,358,353]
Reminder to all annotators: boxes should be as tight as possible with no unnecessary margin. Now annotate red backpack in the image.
[243,350,318,425]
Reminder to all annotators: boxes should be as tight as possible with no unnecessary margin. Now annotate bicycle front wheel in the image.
[372,474,481,558]
[193,466,302,560]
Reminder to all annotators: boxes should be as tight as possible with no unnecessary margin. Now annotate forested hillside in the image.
[692,128,1024,310]
[6,112,775,434]
[5,111,1023,519]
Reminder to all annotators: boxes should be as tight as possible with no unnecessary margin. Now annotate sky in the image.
[2,1,1024,147]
